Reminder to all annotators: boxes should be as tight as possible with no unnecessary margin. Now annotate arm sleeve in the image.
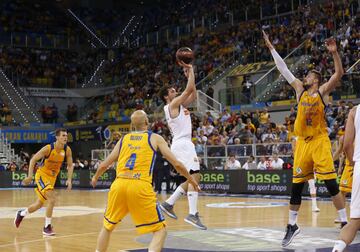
[270,49,296,84]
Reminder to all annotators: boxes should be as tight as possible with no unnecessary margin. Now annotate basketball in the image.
[176,47,194,64]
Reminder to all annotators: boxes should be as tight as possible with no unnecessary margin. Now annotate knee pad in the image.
[308,179,316,195]
[290,182,305,205]
[324,179,340,196]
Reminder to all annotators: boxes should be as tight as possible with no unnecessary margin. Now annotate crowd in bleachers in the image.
[0,1,359,111]
[0,46,103,88]
[38,104,58,123]
[0,0,358,124]
[84,0,359,121]
[0,100,12,125]
[0,0,79,37]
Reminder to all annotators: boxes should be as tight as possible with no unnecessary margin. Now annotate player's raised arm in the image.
[152,133,200,191]
[181,66,197,107]
[91,139,121,187]
[263,30,304,100]
[169,62,196,109]
[22,145,50,185]
[319,38,344,96]
[343,107,356,166]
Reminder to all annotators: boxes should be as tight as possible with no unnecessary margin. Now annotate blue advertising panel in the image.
[0,130,54,143]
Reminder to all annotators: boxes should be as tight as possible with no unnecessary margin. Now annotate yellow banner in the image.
[271,99,297,106]
[228,62,274,76]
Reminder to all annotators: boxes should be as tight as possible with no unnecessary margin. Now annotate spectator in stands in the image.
[224,154,241,170]
[7,162,18,171]
[199,157,208,170]
[90,160,100,170]
[21,163,29,172]
[271,153,284,170]
[106,131,121,149]
[208,129,223,145]
[259,108,270,126]
[257,156,267,170]
[246,118,256,133]
[261,128,277,143]
[74,158,84,169]
[83,160,90,170]
[51,103,59,123]
[220,109,231,123]
[242,76,253,102]
[197,130,208,144]
[153,154,171,193]
[279,126,288,142]
[0,102,12,125]
[20,149,30,164]
[202,120,214,136]
[66,104,78,122]
[242,155,256,170]
[193,138,204,156]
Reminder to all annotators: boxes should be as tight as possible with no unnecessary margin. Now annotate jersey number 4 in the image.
[125,153,137,170]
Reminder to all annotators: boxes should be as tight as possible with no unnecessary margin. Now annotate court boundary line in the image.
[0,188,351,202]
[0,218,286,249]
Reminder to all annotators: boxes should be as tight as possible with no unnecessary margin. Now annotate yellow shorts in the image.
[339,165,354,193]
[34,170,56,203]
[103,178,165,234]
[293,135,336,183]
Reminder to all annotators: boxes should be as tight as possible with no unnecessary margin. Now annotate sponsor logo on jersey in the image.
[296,167,302,174]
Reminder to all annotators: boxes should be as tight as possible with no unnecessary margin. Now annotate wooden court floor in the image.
[0,188,352,252]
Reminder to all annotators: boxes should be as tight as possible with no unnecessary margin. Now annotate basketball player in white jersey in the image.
[333,105,359,252]
[158,61,206,230]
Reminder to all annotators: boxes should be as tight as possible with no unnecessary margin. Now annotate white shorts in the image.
[350,162,360,219]
[171,139,200,172]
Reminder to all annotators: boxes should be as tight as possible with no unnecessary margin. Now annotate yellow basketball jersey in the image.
[294,90,328,138]
[39,143,67,177]
[116,131,156,184]
[345,158,352,167]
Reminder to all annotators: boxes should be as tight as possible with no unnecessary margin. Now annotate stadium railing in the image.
[203,142,293,169]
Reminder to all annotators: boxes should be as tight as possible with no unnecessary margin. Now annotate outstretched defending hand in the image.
[325,38,337,53]
[262,30,274,50]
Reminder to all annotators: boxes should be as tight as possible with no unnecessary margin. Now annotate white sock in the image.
[20,208,29,217]
[166,186,186,206]
[332,240,347,252]
[338,208,348,222]
[95,250,100,252]
[311,197,317,208]
[288,210,298,225]
[45,217,52,227]
[187,191,198,215]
